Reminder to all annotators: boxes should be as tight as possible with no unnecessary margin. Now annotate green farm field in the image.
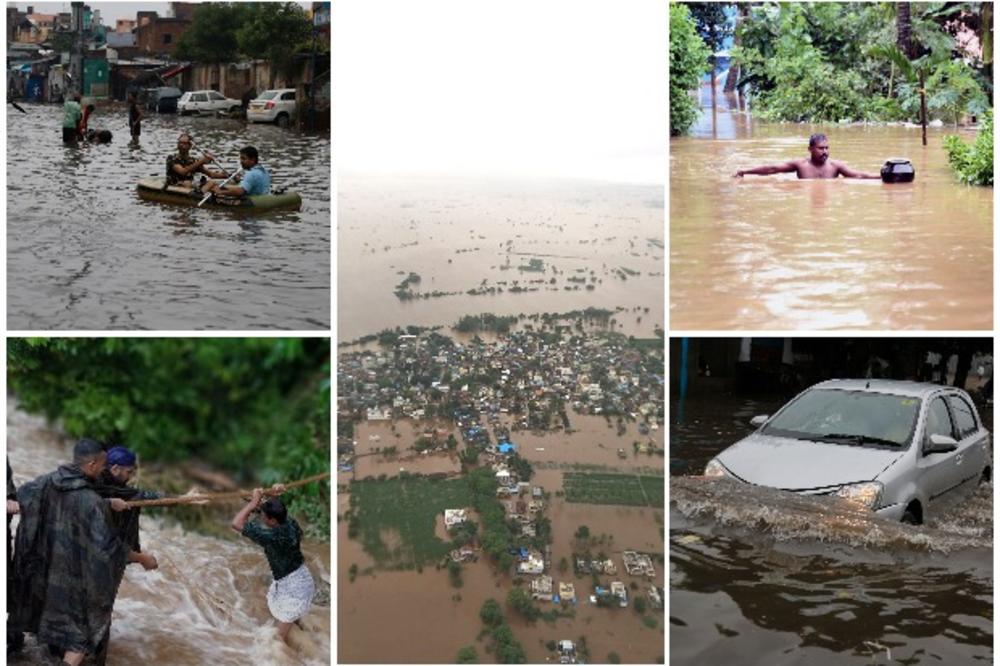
[563,472,664,508]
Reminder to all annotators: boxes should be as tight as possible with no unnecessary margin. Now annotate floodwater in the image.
[670,393,993,665]
[7,103,330,329]
[670,90,993,330]
[339,431,665,663]
[6,401,331,665]
[338,175,664,340]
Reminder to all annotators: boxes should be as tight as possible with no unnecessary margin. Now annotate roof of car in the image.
[810,379,963,398]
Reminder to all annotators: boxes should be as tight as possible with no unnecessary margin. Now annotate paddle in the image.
[10,100,26,114]
[197,167,242,207]
[189,139,230,177]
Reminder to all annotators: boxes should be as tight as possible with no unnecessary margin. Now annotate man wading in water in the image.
[232,485,315,644]
[733,133,881,179]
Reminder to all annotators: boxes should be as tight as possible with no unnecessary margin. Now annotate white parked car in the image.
[177,90,242,116]
[246,89,297,126]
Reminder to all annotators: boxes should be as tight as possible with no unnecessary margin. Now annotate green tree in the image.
[943,109,993,185]
[669,3,711,135]
[174,3,244,62]
[507,587,541,621]
[480,598,504,627]
[237,3,312,86]
[456,646,478,663]
[575,525,590,540]
[609,651,622,664]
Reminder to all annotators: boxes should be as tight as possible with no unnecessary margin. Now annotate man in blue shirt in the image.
[204,145,271,198]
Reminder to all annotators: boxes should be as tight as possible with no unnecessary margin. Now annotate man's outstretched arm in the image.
[733,161,798,178]
[835,162,881,179]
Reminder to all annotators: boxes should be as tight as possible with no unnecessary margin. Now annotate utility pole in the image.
[70,2,84,96]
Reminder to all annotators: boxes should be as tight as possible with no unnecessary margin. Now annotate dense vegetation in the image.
[669,3,712,135]
[10,338,330,534]
[943,109,994,185]
[563,473,664,508]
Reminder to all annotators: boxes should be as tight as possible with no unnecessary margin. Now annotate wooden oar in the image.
[10,100,26,114]
[124,471,331,508]
[197,167,242,207]
[189,139,230,177]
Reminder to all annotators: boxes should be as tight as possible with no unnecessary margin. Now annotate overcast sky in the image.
[11,2,311,24]
[335,0,667,184]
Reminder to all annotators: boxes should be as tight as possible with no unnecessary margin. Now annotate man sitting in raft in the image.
[232,485,315,644]
[202,145,271,198]
[166,133,229,189]
[733,133,881,179]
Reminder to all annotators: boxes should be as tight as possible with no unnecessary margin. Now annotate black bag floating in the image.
[881,158,915,183]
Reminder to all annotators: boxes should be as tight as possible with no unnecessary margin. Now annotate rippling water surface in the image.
[670,92,993,330]
[7,104,330,329]
[670,393,993,665]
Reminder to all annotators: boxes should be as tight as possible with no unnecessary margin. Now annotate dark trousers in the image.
[62,127,77,143]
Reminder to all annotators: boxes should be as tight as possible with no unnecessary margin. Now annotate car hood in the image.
[717,432,906,490]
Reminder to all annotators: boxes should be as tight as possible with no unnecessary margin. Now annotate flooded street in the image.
[7,402,331,665]
[338,175,663,340]
[670,92,992,330]
[7,104,330,329]
[670,393,993,665]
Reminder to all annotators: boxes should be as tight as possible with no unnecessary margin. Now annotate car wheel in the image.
[900,509,919,525]
[276,112,290,128]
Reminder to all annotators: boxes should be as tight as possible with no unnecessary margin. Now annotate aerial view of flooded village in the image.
[336,1,666,663]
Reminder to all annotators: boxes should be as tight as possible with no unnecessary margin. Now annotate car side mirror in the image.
[749,415,769,428]
[925,433,958,454]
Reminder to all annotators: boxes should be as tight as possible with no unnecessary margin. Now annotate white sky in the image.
[10,2,311,24]
[334,0,667,184]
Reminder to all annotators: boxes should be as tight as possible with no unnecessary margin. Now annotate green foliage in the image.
[609,652,622,664]
[507,587,541,622]
[669,3,711,135]
[236,3,313,82]
[575,525,590,540]
[634,596,647,614]
[348,563,358,583]
[468,467,515,566]
[943,110,994,185]
[175,3,243,62]
[448,559,464,588]
[8,338,330,536]
[480,598,504,627]
[563,473,665,507]
[456,646,478,664]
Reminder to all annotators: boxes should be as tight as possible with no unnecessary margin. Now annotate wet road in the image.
[670,393,993,665]
[7,104,330,329]
[670,90,993,330]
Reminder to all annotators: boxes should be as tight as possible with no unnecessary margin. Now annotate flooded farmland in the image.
[670,392,993,665]
[670,92,993,330]
[337,175,664,340]
[6,402,331,666]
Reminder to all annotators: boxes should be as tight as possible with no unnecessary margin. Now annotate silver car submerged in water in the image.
[704,379,992,524]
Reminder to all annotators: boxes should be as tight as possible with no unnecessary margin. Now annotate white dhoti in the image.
[266,563,315,623]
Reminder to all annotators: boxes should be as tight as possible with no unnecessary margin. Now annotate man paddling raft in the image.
[166,132,229,189]
[733,133,881,179]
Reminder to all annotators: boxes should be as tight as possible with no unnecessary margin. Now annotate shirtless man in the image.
[733,133,880,179]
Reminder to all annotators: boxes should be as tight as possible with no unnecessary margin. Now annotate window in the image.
[192,93,206,102]
[947,395,978,439]
[924,397,955,446]
[209,92,225,101]
[163,33,172,44]
[281,92,296,101]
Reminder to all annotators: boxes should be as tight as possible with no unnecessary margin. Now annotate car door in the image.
[946,392,988,486]
[208,91,226,111]
[280,90,296,113]
[917,394,966,511]
[191,92,207,114]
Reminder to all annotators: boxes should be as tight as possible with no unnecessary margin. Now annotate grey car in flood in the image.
[704,379,992,524]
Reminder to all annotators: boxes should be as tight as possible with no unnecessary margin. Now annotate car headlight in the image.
[835,481,883,509]
[704,458,729,478]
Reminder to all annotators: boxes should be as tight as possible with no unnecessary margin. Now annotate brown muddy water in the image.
[670,393,992,665]
[670,92,993,330]
[339,434,664,663]
[7,402,331,665]
[338,175,664,340]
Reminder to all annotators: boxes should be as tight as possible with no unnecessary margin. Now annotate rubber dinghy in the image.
[136,176,302,212]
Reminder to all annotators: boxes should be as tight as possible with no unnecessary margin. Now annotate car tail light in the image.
[265,101,275,110]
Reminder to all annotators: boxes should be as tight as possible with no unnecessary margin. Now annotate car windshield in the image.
[762,389,919,447]
[258,91,279,100]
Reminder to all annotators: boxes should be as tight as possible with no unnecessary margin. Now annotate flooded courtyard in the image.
[670,93,993,330]
[7,104,330,329]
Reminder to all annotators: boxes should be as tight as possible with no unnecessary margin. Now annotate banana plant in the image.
[870,44,951,145]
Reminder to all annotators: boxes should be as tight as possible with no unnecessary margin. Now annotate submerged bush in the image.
[943,110,993,186]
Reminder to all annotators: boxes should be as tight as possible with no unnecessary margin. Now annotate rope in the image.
[124,471,330,508]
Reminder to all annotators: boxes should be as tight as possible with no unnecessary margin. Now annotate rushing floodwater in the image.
[6,401,331,665]
[338,175,664,340]
[670,393,993,665]
[7,103,330,330]
[670,91,993,330]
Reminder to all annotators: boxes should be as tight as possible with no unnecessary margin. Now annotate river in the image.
[337,174,664,340]
[670,392,993,665]
[7,103,330,330]
[6,402,331,665]
[670,89,993,330]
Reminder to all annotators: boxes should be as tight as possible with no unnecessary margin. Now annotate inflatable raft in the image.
[136,177,302,212]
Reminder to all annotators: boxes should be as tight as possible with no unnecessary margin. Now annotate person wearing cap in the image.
[94,446,163,556]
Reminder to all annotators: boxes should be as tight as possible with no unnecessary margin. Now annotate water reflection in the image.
[671,96,992,330]
[7,105,330,329]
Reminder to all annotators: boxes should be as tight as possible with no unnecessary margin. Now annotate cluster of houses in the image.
[338,329,664,434]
